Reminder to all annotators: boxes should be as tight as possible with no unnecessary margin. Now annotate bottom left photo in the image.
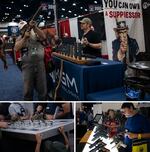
[0,102,74,152]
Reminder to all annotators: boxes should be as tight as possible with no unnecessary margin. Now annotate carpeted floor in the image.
[0,55,23,101]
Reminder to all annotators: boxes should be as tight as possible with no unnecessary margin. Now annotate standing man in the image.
[121,102,150,152]
[14,20,47,101]
[0,37,8,70]
[80,17,102,57]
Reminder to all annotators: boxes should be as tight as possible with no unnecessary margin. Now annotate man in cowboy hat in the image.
[80,17,102,57]
[112,20,139,66]
[14,20,47,101]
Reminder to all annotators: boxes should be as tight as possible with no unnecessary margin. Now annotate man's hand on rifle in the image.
[29,20,37,29]
[24,31,30,39]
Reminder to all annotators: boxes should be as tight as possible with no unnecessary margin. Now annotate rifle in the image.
[22,6,42,37]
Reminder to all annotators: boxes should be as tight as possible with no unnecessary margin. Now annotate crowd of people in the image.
[0,17,146,101]
[77,103,150,152]
[0,102,73,152]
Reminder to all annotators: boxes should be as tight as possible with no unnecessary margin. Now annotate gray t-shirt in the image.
[17,30,44,64]
[9,103,34,117]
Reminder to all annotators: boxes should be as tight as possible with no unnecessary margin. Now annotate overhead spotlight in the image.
[64,0,68,2]
[85,9,88,11]
[72,3,76,6]
[11,1,14,4]
[16,15,21,18]
[80,7,83,9]
[68,10,72,13]
[5,13,9,16]
[74,14,77,16]
[61,15,64,18]
[20,9,22,12]
[62,8,65,11]
[24,5,29,7]
[94,1,98,4]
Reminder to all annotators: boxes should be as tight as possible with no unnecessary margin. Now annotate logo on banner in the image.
[11,27,18,33]
[61,72,78,94]
[89,5,102,12]
[50,69,79,99]
[143,2,150,9]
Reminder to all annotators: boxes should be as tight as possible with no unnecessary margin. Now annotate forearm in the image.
[141,133,150,139]
[62,132,69,148]
[135,133,150,139]
[127,133,150,139]
[33,26,46,40]
[14,38,27,51]
[88,43,101,49]
[35,142,41,152]
[35,133,42,152]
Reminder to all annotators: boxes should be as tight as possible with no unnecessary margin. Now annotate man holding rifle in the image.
[14,20,47,101]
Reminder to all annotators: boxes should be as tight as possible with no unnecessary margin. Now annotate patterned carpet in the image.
[0,55,23,101]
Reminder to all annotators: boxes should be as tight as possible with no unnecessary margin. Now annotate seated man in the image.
[8,103,34,120]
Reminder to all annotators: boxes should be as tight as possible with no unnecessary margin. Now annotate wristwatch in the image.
[138,134,142,139]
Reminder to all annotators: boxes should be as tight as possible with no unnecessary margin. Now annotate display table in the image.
[82,125,126,152]
[126,61,150,99]
[82,126,116,152]
[128,61,150,73]
[52,56,124,100]
[1,119,74,141]
[80,130,92,143]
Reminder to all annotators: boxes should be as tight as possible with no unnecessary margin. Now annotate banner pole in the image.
[53,0,58,36]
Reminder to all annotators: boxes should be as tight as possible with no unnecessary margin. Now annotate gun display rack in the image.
[52,52,100,65]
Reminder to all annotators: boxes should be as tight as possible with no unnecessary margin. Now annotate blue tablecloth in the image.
[52,57,124,101]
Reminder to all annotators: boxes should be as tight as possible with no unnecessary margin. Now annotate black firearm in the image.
[21,6,42,38]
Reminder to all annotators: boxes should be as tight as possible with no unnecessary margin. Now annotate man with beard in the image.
[14,20,47,101]
[80,17,102,57]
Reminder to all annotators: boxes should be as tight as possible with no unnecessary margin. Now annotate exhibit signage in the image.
[102,0,145,59]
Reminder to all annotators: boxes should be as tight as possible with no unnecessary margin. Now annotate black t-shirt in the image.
[82,30,101,57]
[45,103,73,119]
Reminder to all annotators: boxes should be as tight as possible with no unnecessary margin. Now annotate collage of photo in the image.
[0,0,150,152]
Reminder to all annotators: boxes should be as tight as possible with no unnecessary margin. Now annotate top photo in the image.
[0,0,150,101]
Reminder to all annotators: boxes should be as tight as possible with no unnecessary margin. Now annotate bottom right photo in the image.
[76,102,150,152]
